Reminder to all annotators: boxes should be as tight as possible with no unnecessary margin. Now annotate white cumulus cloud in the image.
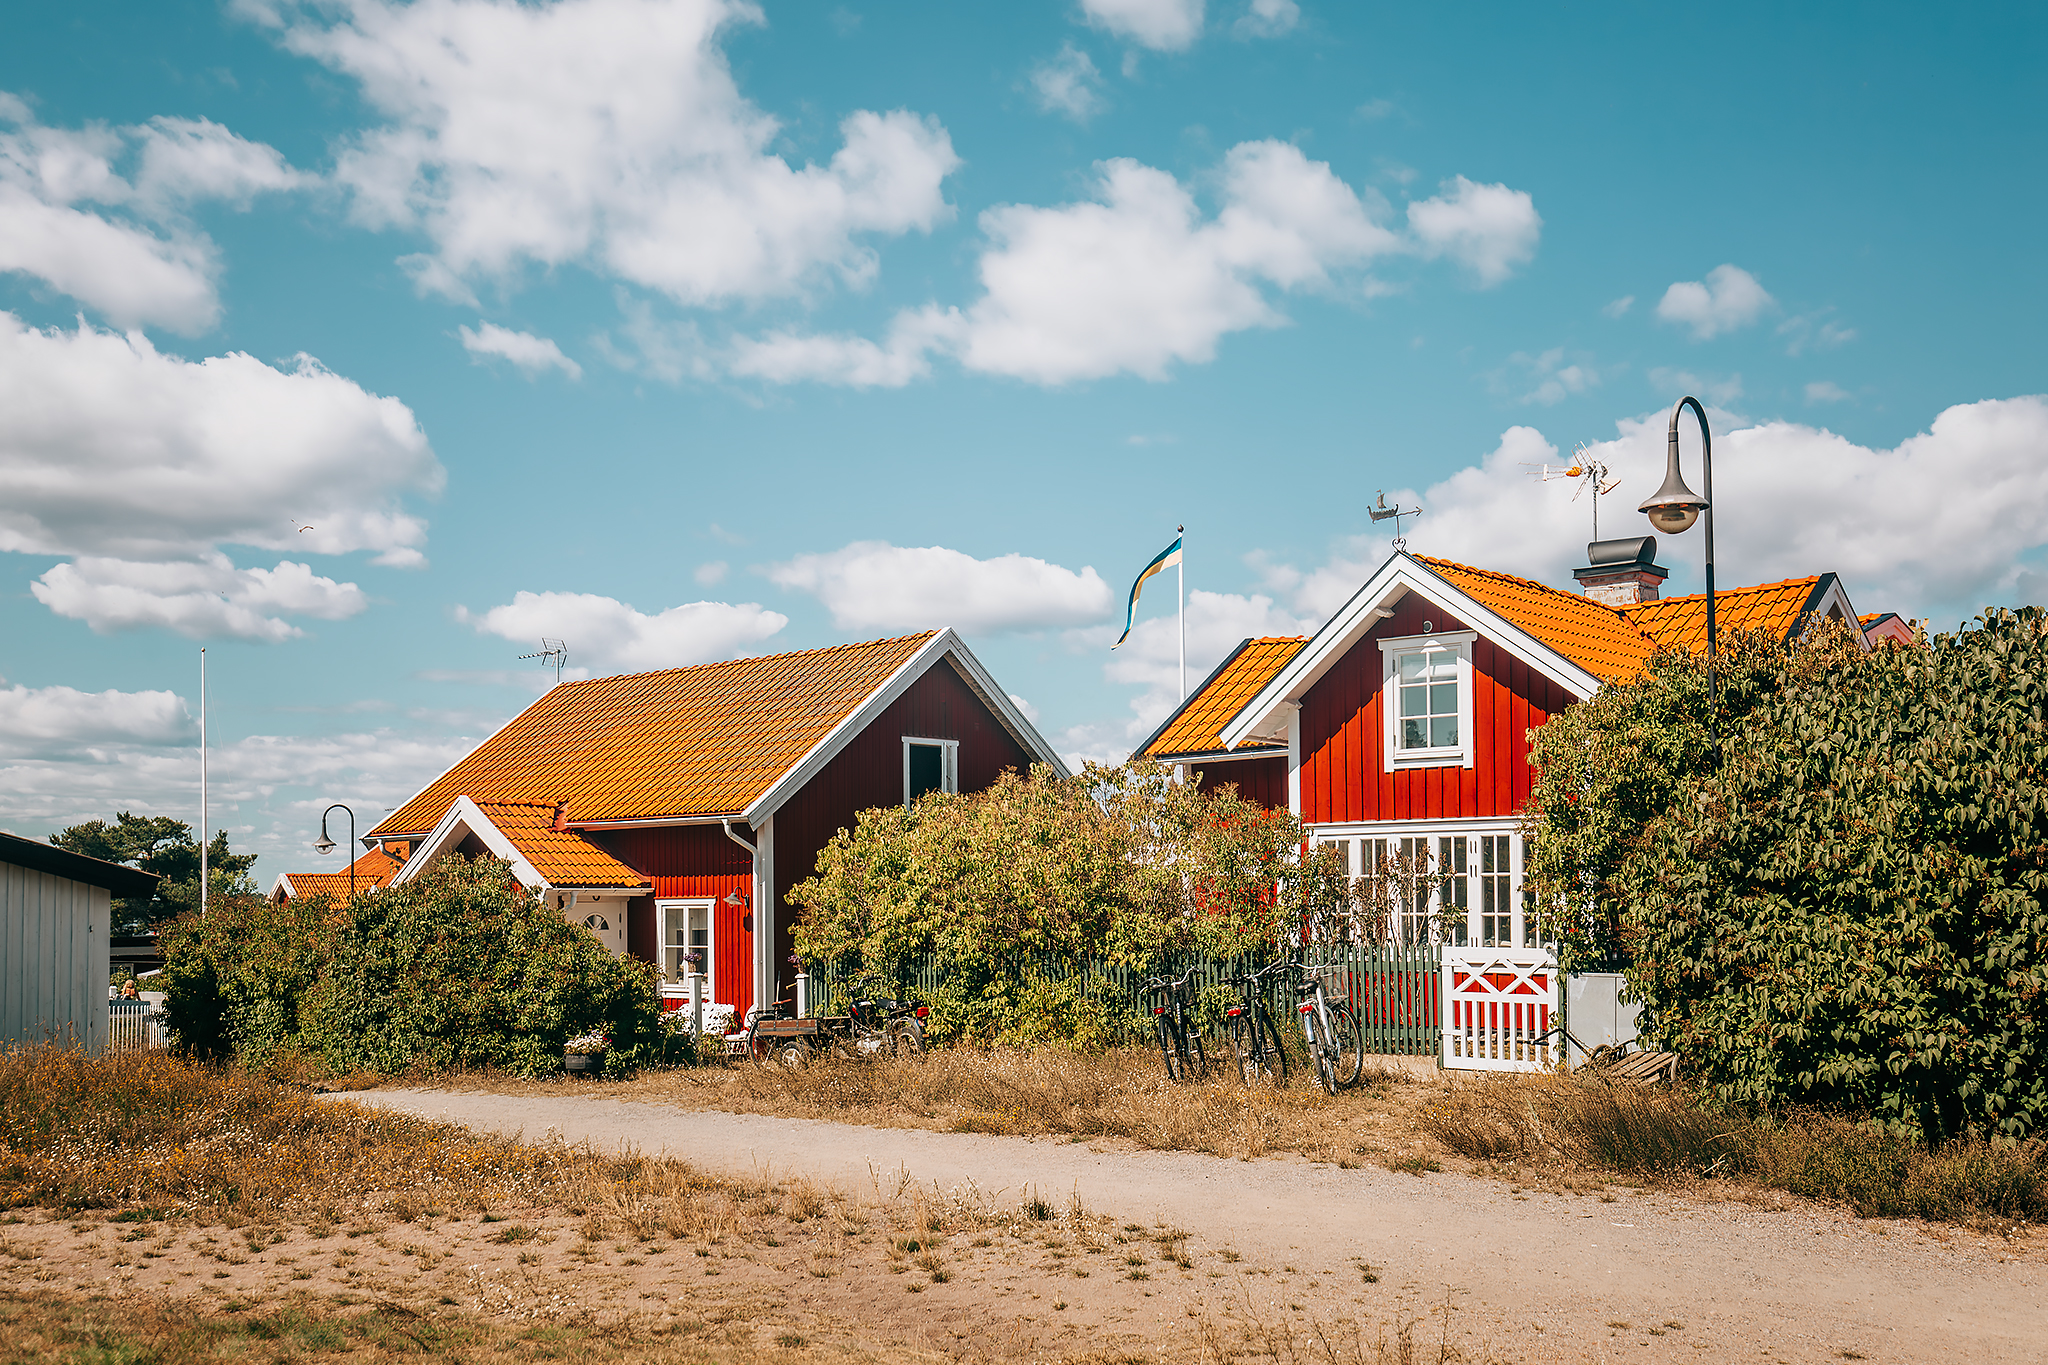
[769,542,1113,634]
[1030,43,1108,122]
[727,305,960,387]
[0,95,299,332]
[461,590,789,673]
[1406,175,1542,287]
[255,0,959,308]
[1495,347,1600,406]
[1656,263,1774,340]
[0,682,193,759]
[1234,0,1299,39]
[1081,0,1205,51]
[459,322,582,379]
[31,555,367,642]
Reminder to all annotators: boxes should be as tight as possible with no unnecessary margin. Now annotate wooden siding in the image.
[1299,597,1576,824]
[592,825,753,1017]
[771,657,1036,999]
[1,861,108,1050]
[1191,755,1289,809]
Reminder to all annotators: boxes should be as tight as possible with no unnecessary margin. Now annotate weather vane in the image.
[1368,490,1422,550]
[1527,444,1622,539]
[520,638,568,686]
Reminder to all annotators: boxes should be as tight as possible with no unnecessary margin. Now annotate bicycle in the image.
[1140,966,1208,1081]
[1293,960,1364,1095]
[1224,959,1293,1086]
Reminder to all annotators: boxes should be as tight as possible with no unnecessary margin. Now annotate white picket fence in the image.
[1440,948,1559,1072]
[106,1000,168,1053]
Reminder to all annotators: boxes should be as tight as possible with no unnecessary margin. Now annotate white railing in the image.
[1441,948,1559,1072]
[106,1001,168,1053]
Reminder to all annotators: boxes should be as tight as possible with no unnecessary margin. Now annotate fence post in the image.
[689,971,704,1039]
[795,970,810,1019]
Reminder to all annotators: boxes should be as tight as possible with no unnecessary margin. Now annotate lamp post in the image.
[313,803,357,902]
[1637,395,1717,722]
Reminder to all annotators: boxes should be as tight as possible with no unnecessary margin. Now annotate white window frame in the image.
[1378,630,1477,771]
[902,737,960,805]
[655,898,716,1003]
[1312,822,1525,948]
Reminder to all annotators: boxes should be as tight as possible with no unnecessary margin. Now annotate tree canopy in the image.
[51,813,256,933]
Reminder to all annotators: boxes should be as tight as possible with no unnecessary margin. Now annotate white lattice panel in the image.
[1441,948,1559,1072]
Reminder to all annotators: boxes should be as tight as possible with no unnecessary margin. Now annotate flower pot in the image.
[563,1051,604,1076]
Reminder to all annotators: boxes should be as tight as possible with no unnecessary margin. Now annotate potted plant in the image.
[562,1029,610,1076]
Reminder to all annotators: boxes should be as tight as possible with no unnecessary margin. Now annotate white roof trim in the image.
[744,629,1069,825]
[1219,552,1607,750]
[389,796,549,890]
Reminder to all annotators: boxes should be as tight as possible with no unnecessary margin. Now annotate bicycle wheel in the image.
[1257,1007,1291,1084]
[1238,1011,1286,1086]
[1183,1023,1209,1081]
[1302,1009,1339,1095]
[1156,1014,1183,1082]
[1327,999,1365,1088]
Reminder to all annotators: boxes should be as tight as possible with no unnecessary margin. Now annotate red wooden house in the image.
[361,630,1062,1020]
[1139,539,1862,949]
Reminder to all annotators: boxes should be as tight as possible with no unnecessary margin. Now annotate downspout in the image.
[721,818,768,1014]
[720,817,757,857]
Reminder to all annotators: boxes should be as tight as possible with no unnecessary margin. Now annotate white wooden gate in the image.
[1441,948,1559,1072]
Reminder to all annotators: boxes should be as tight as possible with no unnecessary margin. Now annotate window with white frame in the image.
[1321,830,1524,947]
[656,899,714,998]
[903,737,959,805]
[1378,631,1476,769]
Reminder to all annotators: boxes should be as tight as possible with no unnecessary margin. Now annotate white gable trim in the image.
[1220,553,1606,751]
[389,796,549,890]
[743,630,1069,826]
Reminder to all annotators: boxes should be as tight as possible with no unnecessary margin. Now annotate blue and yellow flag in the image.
[1112,532,1182,649]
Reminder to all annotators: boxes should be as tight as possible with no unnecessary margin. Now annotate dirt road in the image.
[345,1088,2046,1363]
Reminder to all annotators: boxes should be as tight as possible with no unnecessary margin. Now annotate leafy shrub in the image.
[163,854,662,1078]
[788,762,1349,1046]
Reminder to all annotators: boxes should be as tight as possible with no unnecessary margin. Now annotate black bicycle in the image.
[1141,966,1208,1081]
[1224,960,1293,1086]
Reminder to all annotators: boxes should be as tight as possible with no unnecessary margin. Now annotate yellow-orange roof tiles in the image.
[373,632,937,837]
[1420,557,1660,683]
[281,845,404,901]
[1139,637,1306,757]
[474,801,648,889]
[1626,577,1825,655]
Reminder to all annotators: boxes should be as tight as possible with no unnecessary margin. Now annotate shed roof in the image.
[374,632,941,837]
[0,830,159,898]
[272,845,405,903]
[1137,637,1306,758]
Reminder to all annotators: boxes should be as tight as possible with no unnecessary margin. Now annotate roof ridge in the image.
[1625,574,1823,613]
[551,630,942,690]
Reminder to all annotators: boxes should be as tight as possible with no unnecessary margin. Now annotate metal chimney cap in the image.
[1586,536,1659,567]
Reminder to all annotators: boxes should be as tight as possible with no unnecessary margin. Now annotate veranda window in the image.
[657,900,713,998]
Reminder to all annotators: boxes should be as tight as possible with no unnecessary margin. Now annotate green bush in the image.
[163,854,663,1078]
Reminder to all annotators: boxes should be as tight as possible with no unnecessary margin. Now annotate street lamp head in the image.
[1638,430,1709,534]
[313,810,337,855]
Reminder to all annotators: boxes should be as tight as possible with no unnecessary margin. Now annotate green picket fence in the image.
[806,943,1443,1057]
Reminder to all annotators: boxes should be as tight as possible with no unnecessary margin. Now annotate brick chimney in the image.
[1573,536,1668,607]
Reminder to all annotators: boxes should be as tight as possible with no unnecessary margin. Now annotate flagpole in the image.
[199,646,208,919]
[1177,524,1186,702]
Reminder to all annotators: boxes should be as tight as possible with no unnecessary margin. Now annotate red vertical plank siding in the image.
[1297,600,1583,826]
[1192,755,1288,808]
[591,825,753,1016]
[770,659,1035,1001]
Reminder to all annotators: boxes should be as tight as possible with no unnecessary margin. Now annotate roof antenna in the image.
[520,638,568,686]
[1368,490,1422,551]
[1528,444,1622,540]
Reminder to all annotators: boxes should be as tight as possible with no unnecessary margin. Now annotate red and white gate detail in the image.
[1441,948,1559,1072]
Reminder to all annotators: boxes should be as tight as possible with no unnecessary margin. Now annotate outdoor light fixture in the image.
[1638,395,1720,733]
[722,890,749,907]
[314,803,358,901]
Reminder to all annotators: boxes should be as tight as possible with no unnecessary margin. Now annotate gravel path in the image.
[344,1088,2048,1363]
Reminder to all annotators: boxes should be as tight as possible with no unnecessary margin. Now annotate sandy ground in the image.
[318,1087,2048,1364]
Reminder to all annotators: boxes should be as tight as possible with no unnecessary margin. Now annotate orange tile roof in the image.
[1625,577,1824,655]
[1139,637,1307,757]
[374,633,937,837]
[281,845,404,901]
[473,801,648,889]
[1419,557,1660,683]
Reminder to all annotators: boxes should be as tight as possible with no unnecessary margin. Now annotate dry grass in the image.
[619,1046,1427,1162]
[1419,1070,2048,1225]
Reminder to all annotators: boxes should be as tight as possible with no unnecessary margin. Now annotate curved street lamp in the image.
[313,802,358,902]
[1637,395,1718,728]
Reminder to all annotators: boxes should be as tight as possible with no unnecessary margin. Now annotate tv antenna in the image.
[1528,444,1622,539]
[520,638,568,685]
[1368,490,1422,550]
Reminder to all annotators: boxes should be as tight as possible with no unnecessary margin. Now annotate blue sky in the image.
[2,0,2043,880]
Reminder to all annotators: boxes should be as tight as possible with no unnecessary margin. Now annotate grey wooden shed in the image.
[1,830,158,1051]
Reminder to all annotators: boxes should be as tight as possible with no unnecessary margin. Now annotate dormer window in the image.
[903,737,959,804]
[1379,631,1476,770]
